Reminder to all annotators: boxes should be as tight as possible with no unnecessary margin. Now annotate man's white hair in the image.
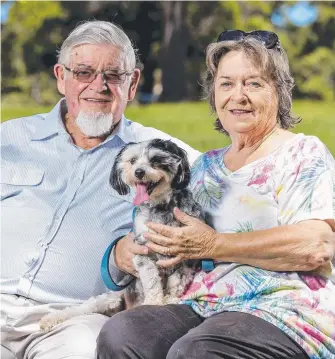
[57,20,137,71]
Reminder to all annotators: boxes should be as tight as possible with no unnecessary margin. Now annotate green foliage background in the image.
[2,100,334,155]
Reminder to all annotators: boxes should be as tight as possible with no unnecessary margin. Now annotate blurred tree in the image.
[1,0,65,103]
[1,1,334,105]
[293,2,335,100]
[159,1,188,101]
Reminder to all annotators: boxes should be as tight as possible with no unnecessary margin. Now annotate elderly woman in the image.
[97,30,335,359]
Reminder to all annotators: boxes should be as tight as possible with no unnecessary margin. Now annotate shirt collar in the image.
[31,98,65,141]
[110,115,136,145]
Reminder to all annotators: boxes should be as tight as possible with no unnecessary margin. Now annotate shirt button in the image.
[25,252,39,266]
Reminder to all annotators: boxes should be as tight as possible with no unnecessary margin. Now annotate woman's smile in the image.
[229,109,254,117]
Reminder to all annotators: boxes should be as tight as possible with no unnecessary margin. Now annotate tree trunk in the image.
[159,1,188,102]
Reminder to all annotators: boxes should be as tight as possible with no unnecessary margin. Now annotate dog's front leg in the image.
[164,265,196,304]
[133,254,164,305]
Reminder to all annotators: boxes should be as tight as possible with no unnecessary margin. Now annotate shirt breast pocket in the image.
[1,165,45,206]
[108,186,134,203]
[100,186,135,233]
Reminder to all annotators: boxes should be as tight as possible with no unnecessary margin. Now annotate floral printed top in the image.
[180,133,335,359]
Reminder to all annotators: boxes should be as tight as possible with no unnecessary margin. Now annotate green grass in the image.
[1,100,334,154]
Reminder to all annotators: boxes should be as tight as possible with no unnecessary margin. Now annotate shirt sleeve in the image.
[108,246,135,286]
[277,140,335,229]
[101,236,135,291]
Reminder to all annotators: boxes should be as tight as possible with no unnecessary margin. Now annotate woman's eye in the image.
[220,82,232,88]
[130,158,137,164]
[247,81,261,88]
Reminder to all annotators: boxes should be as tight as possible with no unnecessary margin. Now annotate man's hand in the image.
[114,233,149,277]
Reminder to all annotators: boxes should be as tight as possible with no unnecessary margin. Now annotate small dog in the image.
[40,139,202,332]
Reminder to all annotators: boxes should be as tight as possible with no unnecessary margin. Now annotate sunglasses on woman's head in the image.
[217,30,280,49]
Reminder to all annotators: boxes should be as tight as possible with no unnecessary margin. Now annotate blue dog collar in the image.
[201,259,214,272]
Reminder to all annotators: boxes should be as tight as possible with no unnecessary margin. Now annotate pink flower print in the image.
[310,144,317,153]
[248,163,275,186]
[295,321,325,343]
[299,274,327,291]
[203,293,219,302]
[287,291,319,309]
[182,281,202,296]
[225,283,235,296]
[202,273,217,290]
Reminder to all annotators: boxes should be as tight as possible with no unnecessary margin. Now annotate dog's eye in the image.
[129,157,137,164]
[150,156,164,165]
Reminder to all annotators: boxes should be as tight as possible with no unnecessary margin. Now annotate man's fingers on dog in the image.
[130,242,149,255]
[130,269,139,278]
[157,256,182,268]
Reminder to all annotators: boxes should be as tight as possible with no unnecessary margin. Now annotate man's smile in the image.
[83,98,112,103]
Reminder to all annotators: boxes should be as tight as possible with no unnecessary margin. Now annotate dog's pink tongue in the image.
[133,184,150,205]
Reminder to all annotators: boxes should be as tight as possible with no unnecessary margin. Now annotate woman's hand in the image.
[144,207,218,268]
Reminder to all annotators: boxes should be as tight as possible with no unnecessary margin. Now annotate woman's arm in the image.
[144,208,334,272]
[213,220,334,271]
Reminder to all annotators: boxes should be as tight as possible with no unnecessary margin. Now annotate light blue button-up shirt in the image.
[1,99,201,304]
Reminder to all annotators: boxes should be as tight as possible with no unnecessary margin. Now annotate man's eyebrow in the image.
[74,64,123,72]
[75,64,94,69]
[218,74,264,80]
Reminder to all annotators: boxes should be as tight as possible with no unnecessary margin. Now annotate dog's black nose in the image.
[135,168,145,179]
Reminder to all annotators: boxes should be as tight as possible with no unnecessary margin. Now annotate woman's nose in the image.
[231,84,247,103]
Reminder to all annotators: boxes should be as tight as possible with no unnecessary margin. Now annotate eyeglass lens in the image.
[73,69,127,84]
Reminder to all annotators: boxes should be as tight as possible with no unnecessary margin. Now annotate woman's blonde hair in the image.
[204,37,300,134]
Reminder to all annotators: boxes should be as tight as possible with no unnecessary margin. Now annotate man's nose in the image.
[135,168,145,179]
[90,73,108,92]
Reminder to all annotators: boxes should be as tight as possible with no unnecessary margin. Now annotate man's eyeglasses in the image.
[217,30,280,49]
[62,65,134,84]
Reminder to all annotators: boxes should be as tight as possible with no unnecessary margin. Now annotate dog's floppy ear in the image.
[171,145,191,190]
[110,143,134,195]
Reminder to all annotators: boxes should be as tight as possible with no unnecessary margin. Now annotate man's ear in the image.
[54,64,66,95]
[127,68,141,101]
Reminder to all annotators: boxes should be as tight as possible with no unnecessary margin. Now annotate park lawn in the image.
[1,100,334,154]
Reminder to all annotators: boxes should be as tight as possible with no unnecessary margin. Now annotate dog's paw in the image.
[39,313,64,333]
[163,295,180,305]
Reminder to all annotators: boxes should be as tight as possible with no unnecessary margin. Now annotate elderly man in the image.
[1,20,200,359]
